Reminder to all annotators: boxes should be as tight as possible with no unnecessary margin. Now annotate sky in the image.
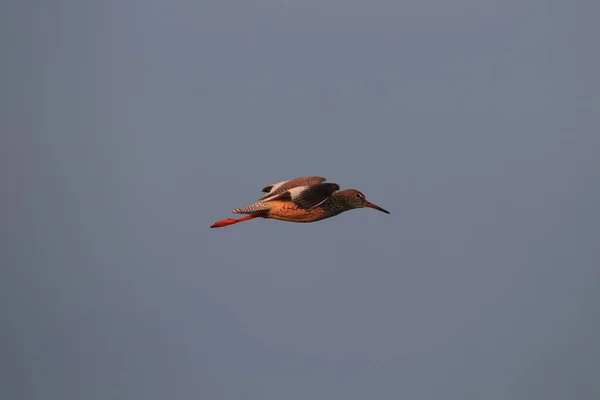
[1,1,599,399]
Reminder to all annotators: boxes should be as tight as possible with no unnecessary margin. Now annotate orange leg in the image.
[210,215,260,228]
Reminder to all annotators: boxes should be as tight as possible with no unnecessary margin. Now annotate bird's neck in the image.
[325,193,352,214]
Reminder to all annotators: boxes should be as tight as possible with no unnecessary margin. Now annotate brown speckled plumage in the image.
[210,176,389,228]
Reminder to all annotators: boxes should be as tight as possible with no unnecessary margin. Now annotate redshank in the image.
[210,176,390,228]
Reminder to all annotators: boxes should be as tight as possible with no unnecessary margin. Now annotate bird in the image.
[210,176,390,228]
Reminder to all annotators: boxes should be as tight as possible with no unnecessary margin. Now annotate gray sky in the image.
[2,1,599,399]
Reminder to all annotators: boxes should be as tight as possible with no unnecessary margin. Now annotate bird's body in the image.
[210,176,389,228]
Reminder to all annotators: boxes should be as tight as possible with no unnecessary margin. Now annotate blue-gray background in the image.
[2,1,599,399]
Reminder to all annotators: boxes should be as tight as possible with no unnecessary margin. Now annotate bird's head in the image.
[339,189,390,214]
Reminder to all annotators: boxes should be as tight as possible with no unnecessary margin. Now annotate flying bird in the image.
[210,176,390,228]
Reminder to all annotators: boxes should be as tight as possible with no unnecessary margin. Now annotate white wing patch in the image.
[264,180,289,194]
[261,182,339,209]
[261,185,312,203]
[283,186,329,208]
[286,186,311,200]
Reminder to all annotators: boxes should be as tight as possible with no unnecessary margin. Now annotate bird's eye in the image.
[355,193,361,198]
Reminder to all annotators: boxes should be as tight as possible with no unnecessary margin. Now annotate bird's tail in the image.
[232,202,270,214]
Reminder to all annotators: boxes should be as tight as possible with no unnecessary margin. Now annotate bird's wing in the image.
[264,182,340,209]
[261,176,326,200]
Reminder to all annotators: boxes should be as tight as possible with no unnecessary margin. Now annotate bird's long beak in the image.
[364,201,390,214]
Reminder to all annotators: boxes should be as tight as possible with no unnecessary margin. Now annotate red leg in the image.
[210,215,259,228]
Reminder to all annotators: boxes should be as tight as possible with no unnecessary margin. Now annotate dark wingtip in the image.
[262,185,273,193]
